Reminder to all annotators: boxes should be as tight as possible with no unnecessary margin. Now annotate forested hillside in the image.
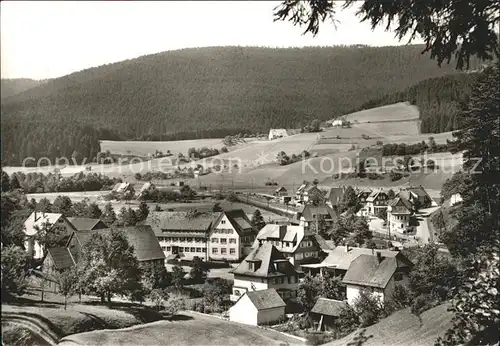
[1,45,481,165]
[356,72,480,133]
[1,78,45,99]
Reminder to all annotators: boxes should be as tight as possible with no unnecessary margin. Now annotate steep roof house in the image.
[66,217,108,231]
[365,189,390,216]
[398,185,436,208]
[293,203,338,229]
[325,186,346,208]
[230,242,300,302]
[387,197,415,234]
[24,212,76,259]
[296,183,326,204]
[229,288,286,326]
[253,224,326,268]
[65,225,165,266]
[342,251,413,305]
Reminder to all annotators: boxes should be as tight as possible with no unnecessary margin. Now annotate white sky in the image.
[1,1,423,80]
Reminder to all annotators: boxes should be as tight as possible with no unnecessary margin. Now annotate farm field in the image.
[100,138,226,157]
[59,311,304,346]
[343,102,420,123]
[354,119,421,137]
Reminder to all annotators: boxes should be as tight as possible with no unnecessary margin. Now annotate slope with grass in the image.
[58,311,304,346]
[1,78,46,99]
[325,303,454,346]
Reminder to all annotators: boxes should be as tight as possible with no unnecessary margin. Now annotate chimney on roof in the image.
[345,244,350,252]
[376,251,383,263]
[34,211,38,221]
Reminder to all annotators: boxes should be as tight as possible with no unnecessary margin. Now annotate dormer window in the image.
[221,220,226,224]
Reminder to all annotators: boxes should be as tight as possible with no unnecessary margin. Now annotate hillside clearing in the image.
[58,311,304,346]
[325,303,454,346]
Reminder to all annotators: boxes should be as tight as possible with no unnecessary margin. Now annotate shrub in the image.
[390,171,403,181]
[376,140,383,146]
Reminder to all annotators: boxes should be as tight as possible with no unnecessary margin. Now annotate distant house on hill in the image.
[268,129,288,140]
[398,185,436,209]
[112,182,133,194]
[331,117,346,127]
[229,288,286,326]
[274,186,288,197]
[138,182,155,197]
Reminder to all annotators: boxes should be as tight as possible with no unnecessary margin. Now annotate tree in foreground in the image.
[77,230,142,303]
[55,268,78,310]
[101,202,117,226]
[339,186,361,213]
[34,221,70,256]
[273,0,499,70]
[1,245,30,301]
[190,256,209,284]
[171,265,185,292]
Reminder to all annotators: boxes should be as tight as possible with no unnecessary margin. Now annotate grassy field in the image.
[59,311,304,346]
[326,303,454,346]
[100,138,226,157]
[344,102,420,123]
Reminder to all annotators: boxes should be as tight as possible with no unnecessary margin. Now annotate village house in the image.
[42,225,165,290]
[138,182,156,198]
[64,225,165,267]
[398,185,436,209]
[293,203,338,230]
[449,193,463,206]
[274,186,288,197]
[356,188,373,217]
[342,251,413,305]
[296,182,326,204]
[230,242,300,302]
[229,288,286,326]
[365,188,390,216]
[112,182,133,194]
[325,186,346,208]
[268,128,289,140]
[253,224,327,268]
[23,211,76,259]
[301,245,403,278]
[387,197,415,234]
[66,217,108,231]
[310,298,348,331]
[145,209,256,262]
[330,117,346,127]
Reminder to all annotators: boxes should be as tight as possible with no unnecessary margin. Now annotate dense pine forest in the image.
[356,72,480,133]
[0,78,46,99]
[1,45,482,166]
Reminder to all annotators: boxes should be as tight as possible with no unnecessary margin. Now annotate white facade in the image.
[229,294,285,326]
[231,275,299,302]
[209,214,242,261]
[268,129,288,140]
[331,119,345,127]
[450,193,463,206]
[346,273,409,305]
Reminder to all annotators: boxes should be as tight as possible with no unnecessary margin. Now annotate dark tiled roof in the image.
[321,246,402,270]
[342,254,411,288]
[313,234,333,252]
[231,242,299,278]
[145,211,221,235]
[245,288,286,310]
[325,187,345,205]
[47,247,74,270]
[73,226,165,262]
[299,204,338,222]
[389,197,413,211]
[407,186,430,198]
[224,209,254,235]
[67,217,107,230]
[311,298,347,317]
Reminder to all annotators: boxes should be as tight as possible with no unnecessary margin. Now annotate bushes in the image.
[390,171,403,181]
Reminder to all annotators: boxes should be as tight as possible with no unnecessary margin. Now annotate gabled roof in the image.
[244,288,286,310]
[321,246,402,271]
[70,225,165,262]
[67,217,108,231]
[231,242,299,278]
[366,189,387,202]
[275,186,287,193]
[356,188,373,197]
[407,185,431,199]
[254,224,308,253]
[313,234,333,252]
[144,211,221,235]
[139,182,154,194]
[223,209,254,232]
[24,212,66,236]
[389,197,413,211]
[46,247,74,270]
[299,204,338,222]
[342,254,411,289]
[112,182,131,193]
[311,298,347,317]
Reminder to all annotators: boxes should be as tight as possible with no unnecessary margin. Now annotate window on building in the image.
[221,248,227,255]
[196,248,201,252]
[212,248,218,254]
[221,238,227,244]
[229,238,236,244]
[202,248,206,252]
[180,237,186,242]
[394,272,404,281]
[190,247,195,252]
[166,246,171,251]
[179,248,183,252]
[230,248,236,254]
[185,247,190,252]
[221,220,226,224]
[211,238,218,243]
[161,246,166,251]
[248,262,254,270]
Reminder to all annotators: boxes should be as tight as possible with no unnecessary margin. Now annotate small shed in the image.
[229,288,286,326]
[310,298,348,331]
[274,186,288,197]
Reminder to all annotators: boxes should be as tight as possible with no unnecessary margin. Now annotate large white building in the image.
[268,129,288,140]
